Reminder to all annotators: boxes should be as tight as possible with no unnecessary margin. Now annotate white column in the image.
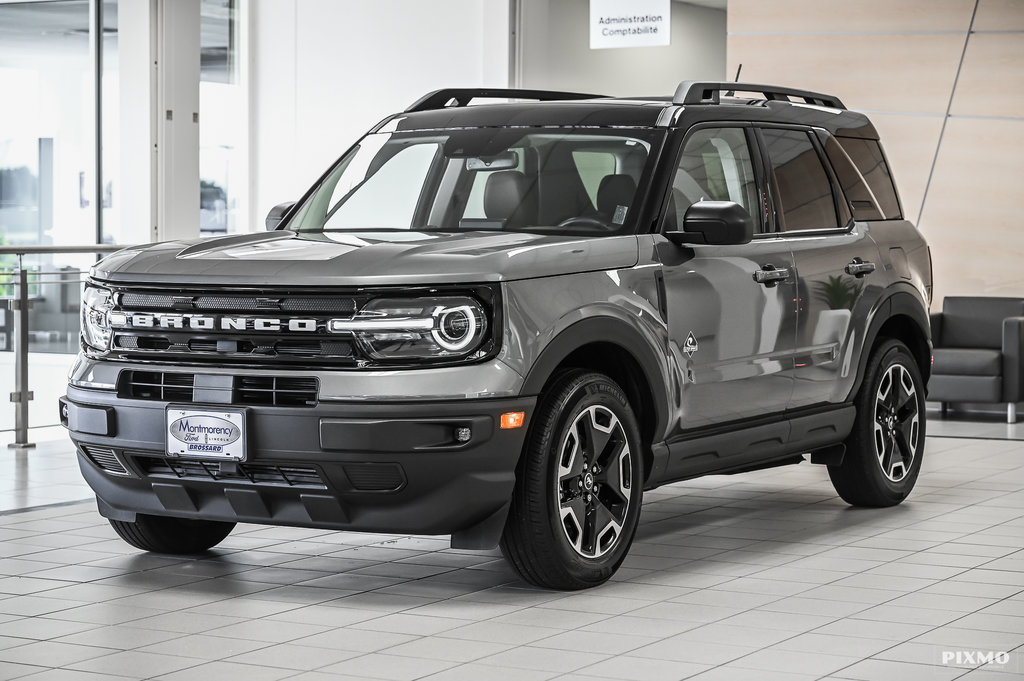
[156,0,201,242]
[118,0,157,245]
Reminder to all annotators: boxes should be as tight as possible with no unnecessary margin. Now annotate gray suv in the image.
[62,82,932,589]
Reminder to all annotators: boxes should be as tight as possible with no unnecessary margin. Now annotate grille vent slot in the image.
[81,446,129,475]
[344,463,406,492]
[134,455,326,488]
[237,377,319,407]
[118,371,318,407]
[119,371,195,401]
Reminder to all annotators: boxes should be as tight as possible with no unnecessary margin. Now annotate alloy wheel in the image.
[556,405,632,558]
[873,362,920,482]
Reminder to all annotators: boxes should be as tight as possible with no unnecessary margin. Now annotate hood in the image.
[92,230,640,287]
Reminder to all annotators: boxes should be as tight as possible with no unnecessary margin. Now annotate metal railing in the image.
[2,245,133,450]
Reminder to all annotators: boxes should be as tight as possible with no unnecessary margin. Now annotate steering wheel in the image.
[557,216,614,230]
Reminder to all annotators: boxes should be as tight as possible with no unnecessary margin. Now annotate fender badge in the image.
[684,332,699,358]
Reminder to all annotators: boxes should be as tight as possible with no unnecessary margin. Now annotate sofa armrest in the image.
[930,312,944,347]
[1002,316,1024,401]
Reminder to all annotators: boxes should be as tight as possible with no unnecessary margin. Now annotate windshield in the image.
[288,127,660,236]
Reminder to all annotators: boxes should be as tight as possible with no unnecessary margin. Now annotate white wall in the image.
[518,0,726,96]
[727,0,1024,304]
[250,0,510,227]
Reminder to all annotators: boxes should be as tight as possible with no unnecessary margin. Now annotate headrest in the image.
[484,171,530,221]
[597,174,637,221]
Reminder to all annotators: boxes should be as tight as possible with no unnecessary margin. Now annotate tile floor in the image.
[0,426,1021,680]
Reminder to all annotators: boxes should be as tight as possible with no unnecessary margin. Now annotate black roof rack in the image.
[405,88,606,113]
[673,81,846,110]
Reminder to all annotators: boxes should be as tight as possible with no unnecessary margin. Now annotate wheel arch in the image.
[520,317,669,482]
[850,288,932,401]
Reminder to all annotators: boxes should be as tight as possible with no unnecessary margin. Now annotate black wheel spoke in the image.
[582,499,618,555]
[893,427,913,466]
[559,496,588,551]
[582,408,614,465]
[558,422,586,483]
[596,444,631,506]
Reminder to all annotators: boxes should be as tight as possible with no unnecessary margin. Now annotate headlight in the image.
[329,296,489,361]
[81,283,113,352]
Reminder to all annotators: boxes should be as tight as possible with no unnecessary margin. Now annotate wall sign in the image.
[590,0,670,50]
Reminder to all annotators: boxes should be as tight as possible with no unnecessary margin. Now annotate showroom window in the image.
[199,0,246,236]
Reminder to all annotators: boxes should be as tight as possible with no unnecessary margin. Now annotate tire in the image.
[501,370,644,590]
[829,339,926,507]
[109,514,235,554]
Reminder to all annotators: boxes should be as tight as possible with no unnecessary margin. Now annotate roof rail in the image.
[405,88,606,113]
[673,81,846,110]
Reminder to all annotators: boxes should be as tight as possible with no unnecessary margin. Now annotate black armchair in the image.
[928,297,1024,423]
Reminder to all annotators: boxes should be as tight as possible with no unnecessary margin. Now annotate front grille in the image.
[108,287,363,366]
[118,370,318,407]
[134,455,327,489]
[120,292,357,315]
[81,445,129,475]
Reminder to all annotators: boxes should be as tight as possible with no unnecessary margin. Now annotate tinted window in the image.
[668,127,758,231]
[762,128,839,232]
[837,137,902,219]
[821,134,885,221]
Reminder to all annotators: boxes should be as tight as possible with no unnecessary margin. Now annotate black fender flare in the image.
[850,287,932,401]
[520,315,670,445]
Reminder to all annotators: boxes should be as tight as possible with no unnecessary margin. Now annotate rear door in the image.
[756,126,884,409]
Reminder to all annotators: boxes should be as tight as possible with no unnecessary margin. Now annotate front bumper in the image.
[61,385,534,545]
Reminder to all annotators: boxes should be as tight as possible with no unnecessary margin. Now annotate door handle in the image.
[753,264,790,287]
[844,258,876,278]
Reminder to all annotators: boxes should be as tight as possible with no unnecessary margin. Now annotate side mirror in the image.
[265,201,296,230]
[665,201,754,246]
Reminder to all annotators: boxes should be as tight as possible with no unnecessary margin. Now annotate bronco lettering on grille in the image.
[109,313,320,332]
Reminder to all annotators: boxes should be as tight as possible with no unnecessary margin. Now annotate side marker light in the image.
[500,412,526,429]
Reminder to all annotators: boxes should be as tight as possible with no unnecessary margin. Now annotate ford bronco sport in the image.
[62,81,932,589]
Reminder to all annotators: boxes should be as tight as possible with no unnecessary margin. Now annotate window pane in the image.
[0,0,93,250]
[762,128,838,232]
[291,129,655,236]
[326,144,440,229]
[837,137,902,219]
[822,134,884,221]
[669,127,758,230]
[572,151,616,208]
[199,0,243,236]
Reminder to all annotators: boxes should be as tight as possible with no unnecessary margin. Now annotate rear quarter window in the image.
[836,137,902,219]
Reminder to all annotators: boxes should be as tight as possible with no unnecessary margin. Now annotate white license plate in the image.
[166,407,246,460]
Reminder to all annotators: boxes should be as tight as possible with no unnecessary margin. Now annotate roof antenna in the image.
[725,64,742,97]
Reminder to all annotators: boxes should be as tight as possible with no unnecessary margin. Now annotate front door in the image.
[658,126,798,435]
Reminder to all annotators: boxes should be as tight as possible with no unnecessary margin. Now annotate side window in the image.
[836,137,902,219]
[821,134,885,221]
[669,127,758,231]
[761,128,839,232]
